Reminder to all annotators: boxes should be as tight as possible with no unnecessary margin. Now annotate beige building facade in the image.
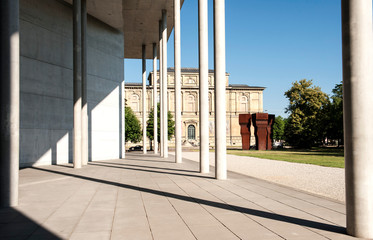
[126,68,265,147]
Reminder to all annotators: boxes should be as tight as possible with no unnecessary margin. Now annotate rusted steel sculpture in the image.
[239,113,275,150]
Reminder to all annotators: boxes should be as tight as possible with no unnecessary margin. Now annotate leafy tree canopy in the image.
[273,116,285,141]
[284,79,328,148]
[125,106,142,143]
[323,82,344,145]
[146,103,175,143]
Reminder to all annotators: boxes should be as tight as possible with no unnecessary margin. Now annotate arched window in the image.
[187,94,195,112]
[188,125,196,140]
[131,94,140,112]
[240,95,248,112]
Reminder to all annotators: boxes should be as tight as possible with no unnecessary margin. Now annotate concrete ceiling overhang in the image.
[123,0,185,59]
[64,0,124,29]
[64,0,185,59]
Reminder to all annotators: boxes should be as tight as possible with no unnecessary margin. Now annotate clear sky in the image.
[125,0,343,117]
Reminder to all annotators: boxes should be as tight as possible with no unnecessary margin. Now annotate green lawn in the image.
[226,148,345,168]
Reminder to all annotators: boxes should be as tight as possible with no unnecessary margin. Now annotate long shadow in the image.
[88,162,212,179]
[31,167,346,234]
[121,157,172,164]
[0,207,62,239]
[94,161,198,173]
[126,152,166,158]
[56,164,74,169]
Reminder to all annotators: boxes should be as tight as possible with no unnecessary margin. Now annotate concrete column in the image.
[153,44,159,154]
[214,0,226,180]
[73,0,82,169]
[142,45,147,154]
[174,0,182,163]
[153,43,158,154]
[342,0,373,238]
[121,79,126,158]
[0,0,19,207]
[162,10,168,158]
[199,0,209,173]
[81,0,88,165]
[159,20,164,157]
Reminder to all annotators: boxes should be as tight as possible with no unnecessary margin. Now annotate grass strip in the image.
[226,148,345,168]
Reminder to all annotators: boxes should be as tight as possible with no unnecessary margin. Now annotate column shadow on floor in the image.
[93,161,199,173]
[0,208,62,239]
[88,162,211,179]
[31,166,346,235]
[124,153,175,163]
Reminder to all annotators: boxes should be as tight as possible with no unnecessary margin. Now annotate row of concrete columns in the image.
[0,0,90,206]
[197,0,227,179]
[145,0,227,180]
[145,11,169,159]
[138,0,373,237]
[73,0,88,169]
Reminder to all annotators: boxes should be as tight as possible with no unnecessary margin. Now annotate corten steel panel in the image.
[239,114,251,150]
[253,113,269,151]
[267,114,275,150]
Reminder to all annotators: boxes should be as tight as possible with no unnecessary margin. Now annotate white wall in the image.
[19,0,124,167]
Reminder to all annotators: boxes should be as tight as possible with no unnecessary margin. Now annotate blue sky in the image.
[125,0,342,117]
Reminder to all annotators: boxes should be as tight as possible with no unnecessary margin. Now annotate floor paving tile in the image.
[69,231,111,240]
[111,226,153,240]
[189,224,239,240]
[0,152,363,239]
[33,216,80,238]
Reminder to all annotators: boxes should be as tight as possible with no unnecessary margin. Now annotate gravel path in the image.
[173,151,345,202]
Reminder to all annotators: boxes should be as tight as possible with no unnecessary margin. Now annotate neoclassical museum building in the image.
[126,68,265,148]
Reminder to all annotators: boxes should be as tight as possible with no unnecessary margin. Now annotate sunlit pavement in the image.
[0,152,358,239]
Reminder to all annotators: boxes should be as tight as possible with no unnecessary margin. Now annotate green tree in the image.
[284,79,328,148]
[125,106,142,143]
[324,82,343,145]
[272,116,285,141]
[146,103,175,149]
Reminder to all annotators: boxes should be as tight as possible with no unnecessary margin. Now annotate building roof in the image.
[141,67,265,89]
[228,84,265,89]
[166,67,216,73]
[125,82,265,90]
[148,68,228,80]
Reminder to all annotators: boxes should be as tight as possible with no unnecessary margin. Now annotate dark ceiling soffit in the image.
[124,0,185,59]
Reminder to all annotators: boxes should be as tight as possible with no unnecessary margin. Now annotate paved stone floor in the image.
[0,152,359,239]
